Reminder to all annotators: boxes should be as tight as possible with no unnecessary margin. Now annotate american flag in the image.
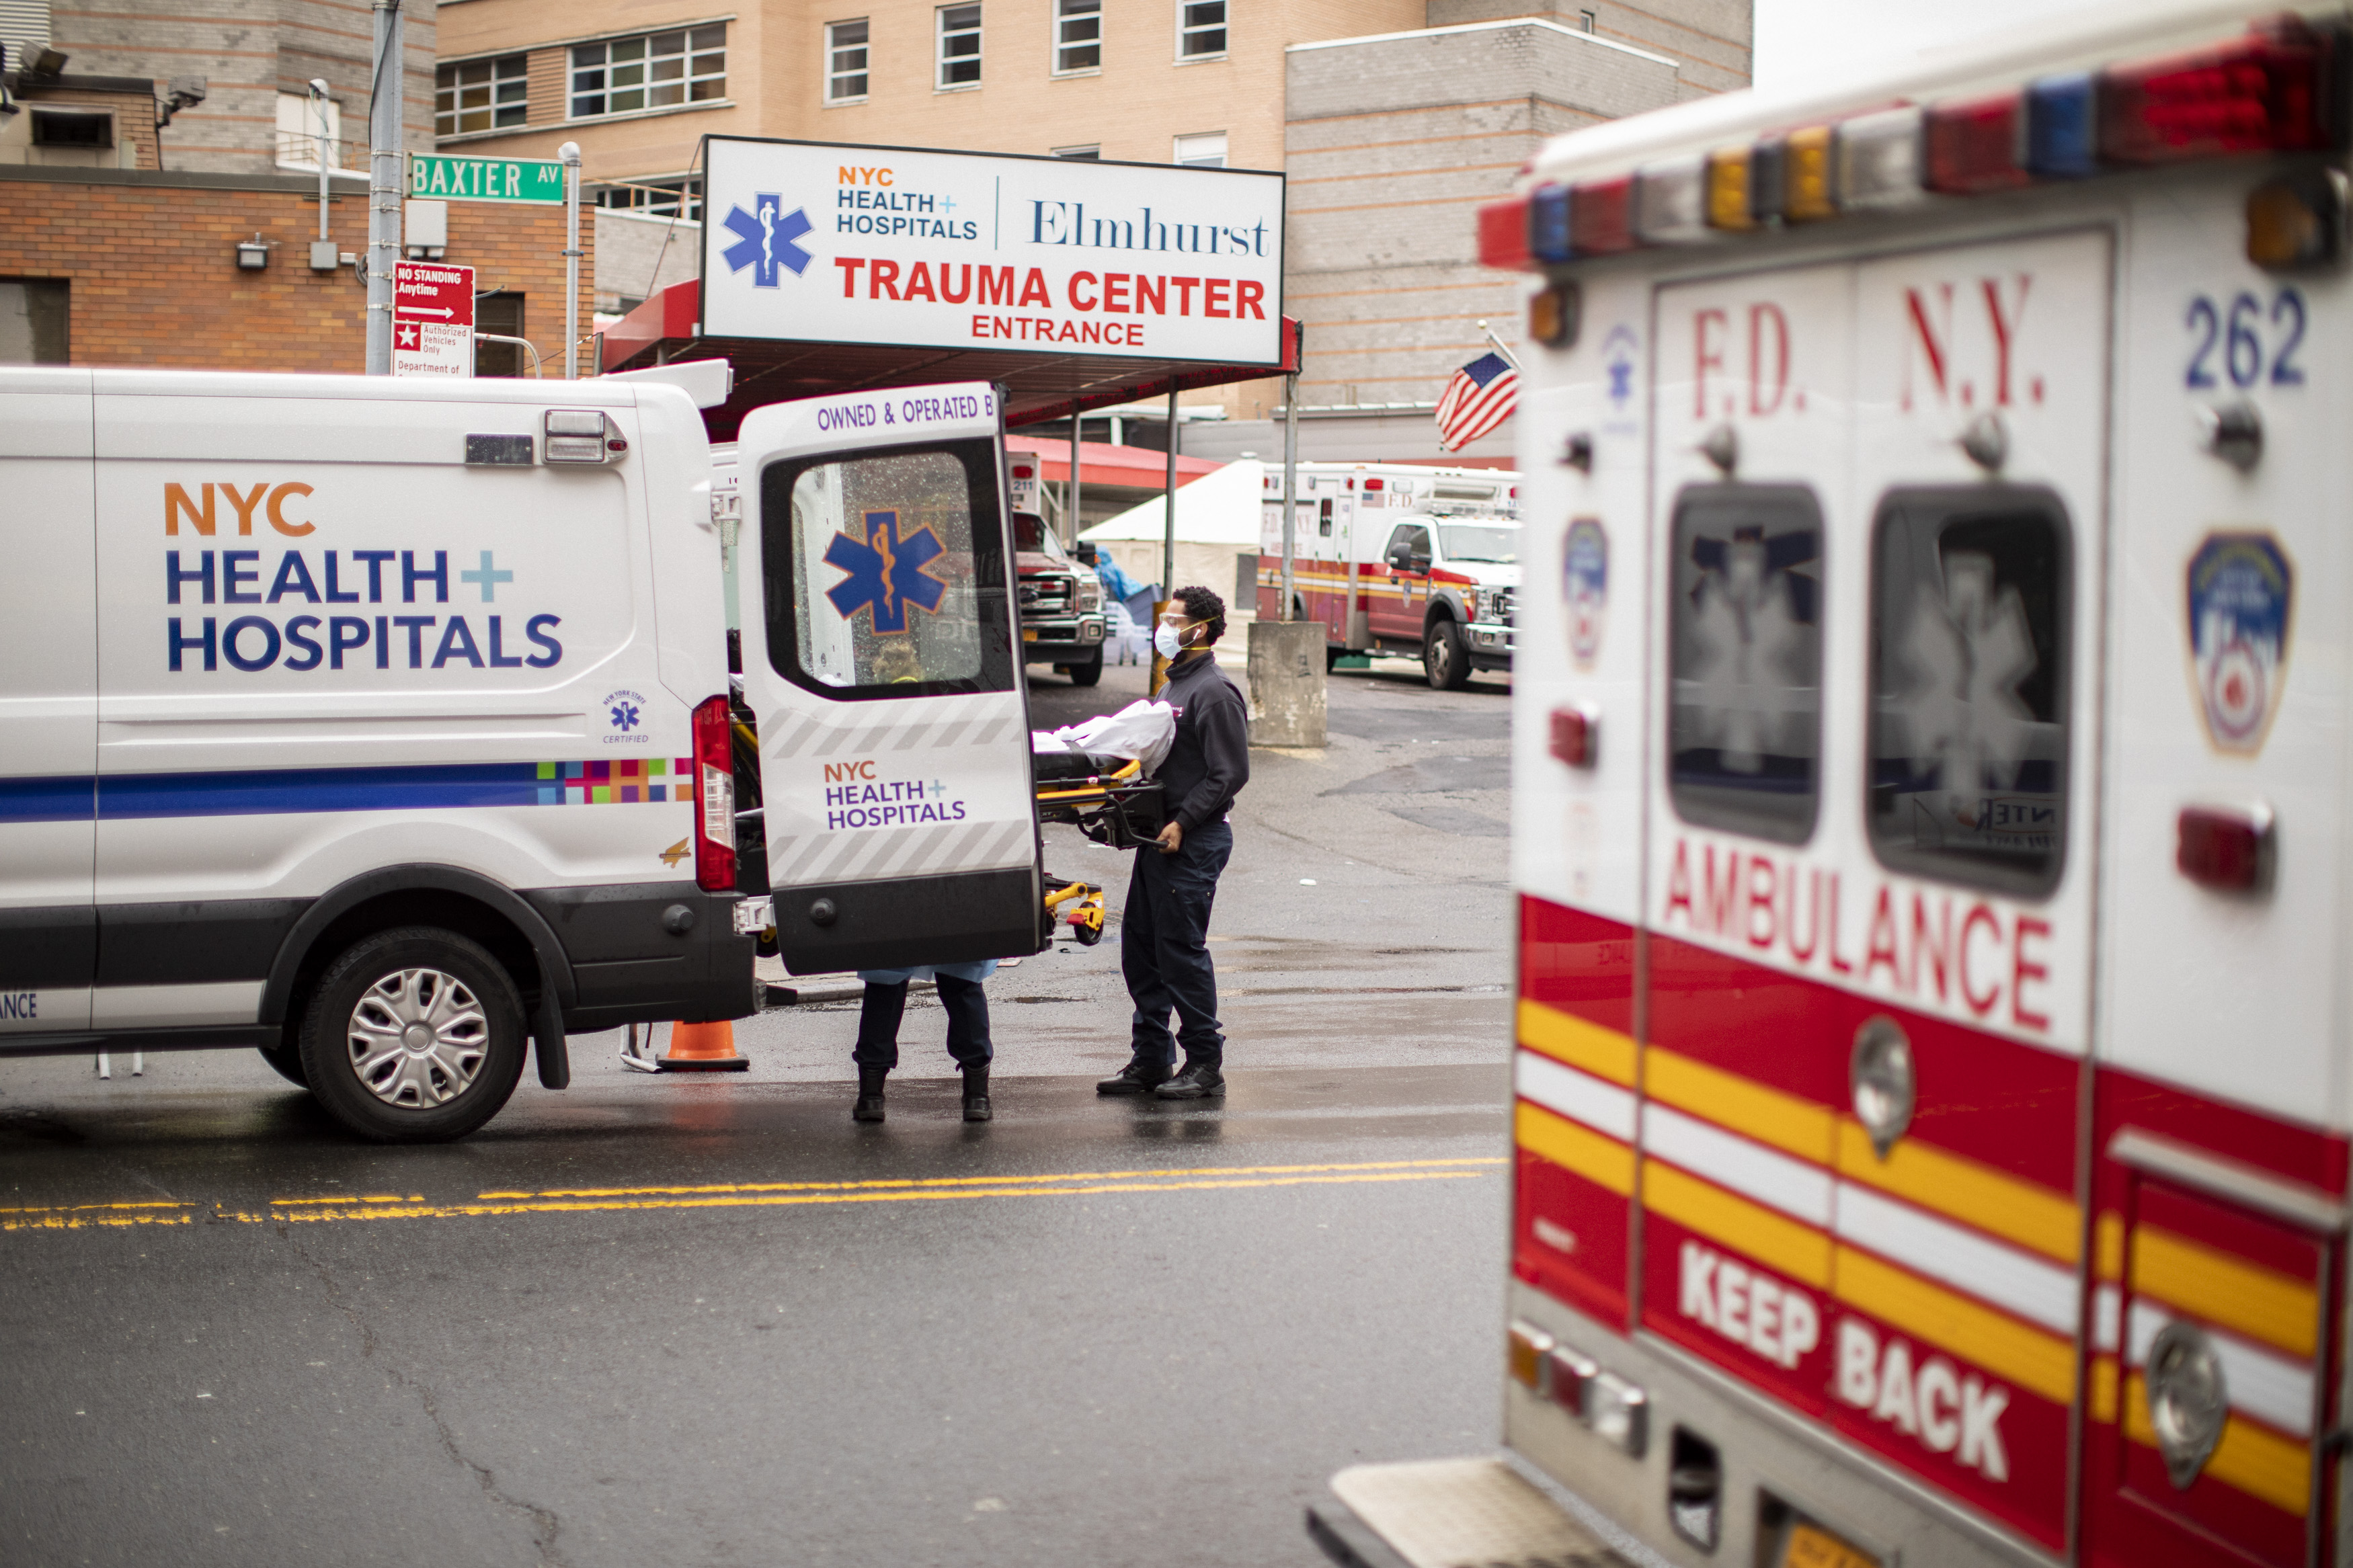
[1434,351,1519,451]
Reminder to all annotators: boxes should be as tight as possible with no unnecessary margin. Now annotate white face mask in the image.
[1154,623,1186,661]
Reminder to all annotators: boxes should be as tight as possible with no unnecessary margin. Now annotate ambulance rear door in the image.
[734,383,1042,975]
[1642,228,2110,1557]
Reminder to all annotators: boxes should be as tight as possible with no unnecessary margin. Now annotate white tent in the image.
[1080,458,1263,618]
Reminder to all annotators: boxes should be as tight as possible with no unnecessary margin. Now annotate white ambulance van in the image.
[1255,462,1523,686]
[1313,5,2353,1568]
[0,370,1042,1143]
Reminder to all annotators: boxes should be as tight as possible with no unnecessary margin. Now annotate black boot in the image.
[1096,1058,1173,1095]
[852,1065,887,1122]
[962,1063,992,1123]
[1154,1061,1226,1099]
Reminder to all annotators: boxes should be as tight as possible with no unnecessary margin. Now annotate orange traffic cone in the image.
[657,1019,750,1073]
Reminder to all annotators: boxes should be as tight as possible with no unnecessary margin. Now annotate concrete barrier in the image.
[1246,619,1327,748]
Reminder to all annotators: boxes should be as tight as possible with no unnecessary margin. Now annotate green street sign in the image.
[407,154,567,204]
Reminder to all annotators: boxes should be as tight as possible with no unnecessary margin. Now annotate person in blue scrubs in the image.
[852,960,996,1124]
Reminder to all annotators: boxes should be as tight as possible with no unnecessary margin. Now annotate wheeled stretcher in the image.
[1033,746,1166,946]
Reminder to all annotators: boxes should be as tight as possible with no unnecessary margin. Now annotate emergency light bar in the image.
[1477,14,2348,271]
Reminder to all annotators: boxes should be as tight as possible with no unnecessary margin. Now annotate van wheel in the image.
[1424,620,1472,690]
[257,1041,309,1087]
[298,927,527,1143]
[1067,649,1103,687]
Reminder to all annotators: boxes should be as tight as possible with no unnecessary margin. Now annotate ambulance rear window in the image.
[762,438,1014,701]
[1866,486,2071,894]
[1667,484,1823,844]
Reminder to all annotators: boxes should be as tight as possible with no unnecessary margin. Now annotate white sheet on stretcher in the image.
[1029,700,1176,774]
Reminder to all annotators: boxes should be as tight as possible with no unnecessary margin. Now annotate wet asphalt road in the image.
[0,651,1517,1568]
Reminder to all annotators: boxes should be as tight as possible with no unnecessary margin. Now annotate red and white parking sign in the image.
[392,260,477,378]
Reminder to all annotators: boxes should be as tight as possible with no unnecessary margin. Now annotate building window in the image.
[1173,131,1226,167]
[590,176,704,220]
[1052,144,1100,159]
[571,26,726,120]
[278,92,343,168]
[30,110,111,148]
[436,54,526,137]
[476,294,526,378]
[826,19,869,102]
[1179,0,1225,59]
[1053,0,1100,73]
[1579,9,1596,30]
[936,5,981,89]
[0,279,69,365]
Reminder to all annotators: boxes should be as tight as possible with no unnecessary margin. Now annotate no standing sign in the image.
[392,260,477,378]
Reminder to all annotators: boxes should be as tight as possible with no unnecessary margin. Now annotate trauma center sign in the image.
[700,136,1285,366]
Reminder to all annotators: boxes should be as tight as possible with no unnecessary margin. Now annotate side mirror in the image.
[1074,542,1099,565]
[1386,542,1412,571]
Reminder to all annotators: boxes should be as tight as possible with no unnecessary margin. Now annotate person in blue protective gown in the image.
[852,959,996,1124]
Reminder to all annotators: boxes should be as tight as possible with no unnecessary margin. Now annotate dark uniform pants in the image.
[854,975,993,1071]
[1121,819,1233,1069]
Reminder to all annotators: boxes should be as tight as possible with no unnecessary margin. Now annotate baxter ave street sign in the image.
[408,154,566,204]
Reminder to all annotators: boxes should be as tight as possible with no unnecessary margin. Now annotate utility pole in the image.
[1280,372,1300,621]
[309,80,331,255]
[364,0,403,374]
[1066,407,1082,547]
[561,141,582,378]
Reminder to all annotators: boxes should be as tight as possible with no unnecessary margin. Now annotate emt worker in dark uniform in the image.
[1099,585,1249,1101]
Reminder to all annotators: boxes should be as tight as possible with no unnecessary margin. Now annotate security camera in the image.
[167,75,206,110]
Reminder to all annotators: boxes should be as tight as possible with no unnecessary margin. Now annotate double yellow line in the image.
[5,1157,1503,1231]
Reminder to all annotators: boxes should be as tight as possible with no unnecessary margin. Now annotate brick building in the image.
[0,56,591,374]
[432,0,1749,456]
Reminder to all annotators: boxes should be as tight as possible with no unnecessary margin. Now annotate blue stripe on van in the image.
[0,764,552,823]
[0,775,97,824]
[99,763,552,819]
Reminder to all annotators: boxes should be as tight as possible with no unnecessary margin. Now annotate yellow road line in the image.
[473,1156,1499,1202]
[3,1200,195,1232]
[266,1167,1496,1223]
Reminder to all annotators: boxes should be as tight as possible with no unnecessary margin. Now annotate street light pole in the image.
[309,79,331,249]
[1280,372,1299,622]
[364,0,402,374]
[561,141,582,379]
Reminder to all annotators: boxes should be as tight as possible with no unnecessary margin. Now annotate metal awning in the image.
[597,280,1301,440]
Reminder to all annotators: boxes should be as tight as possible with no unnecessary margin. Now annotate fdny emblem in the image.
[1564,518,1608,669]
[2186,531,2294,755]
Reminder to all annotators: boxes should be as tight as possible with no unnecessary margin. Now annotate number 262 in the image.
[2186,288,2307,389]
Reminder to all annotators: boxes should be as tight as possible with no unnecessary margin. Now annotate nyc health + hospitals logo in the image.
[721,194,813,288]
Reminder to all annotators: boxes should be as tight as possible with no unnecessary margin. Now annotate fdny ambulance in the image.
[1312,5,2353,1568]
[0,370,1043,1143]
[1255,462,1523,686]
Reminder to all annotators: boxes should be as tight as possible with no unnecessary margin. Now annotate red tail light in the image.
[2100,19,2339,164]
[692,694,737,891]
[1478,195,1533,271]
[1550,704,1599,770]
[2177,804,2272,893]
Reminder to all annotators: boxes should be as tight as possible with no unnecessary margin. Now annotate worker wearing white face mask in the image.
[1099,586,1250,1100]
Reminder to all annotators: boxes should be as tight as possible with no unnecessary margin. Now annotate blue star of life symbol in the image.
[721,194,812,288]
[610,702,641,731]
[824,509,948,635]
[1607,356,1634,406]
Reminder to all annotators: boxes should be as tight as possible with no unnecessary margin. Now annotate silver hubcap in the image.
[346,967,488,1108]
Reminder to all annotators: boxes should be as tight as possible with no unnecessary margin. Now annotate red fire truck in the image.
[1312,5,2353,1568]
